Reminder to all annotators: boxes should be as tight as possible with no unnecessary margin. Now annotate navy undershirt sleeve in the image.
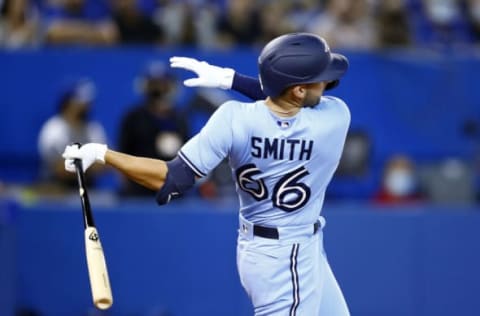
[155,156,195,205]
[231,73,266,100]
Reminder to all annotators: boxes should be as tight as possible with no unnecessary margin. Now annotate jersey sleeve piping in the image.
[178,150,207,177]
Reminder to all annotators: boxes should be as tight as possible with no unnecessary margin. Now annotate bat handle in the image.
[72,142,83,172]
[72,144,96,229]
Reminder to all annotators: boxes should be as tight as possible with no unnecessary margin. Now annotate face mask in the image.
[385,169,415,197]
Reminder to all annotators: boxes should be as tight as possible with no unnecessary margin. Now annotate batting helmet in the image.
[258,33,349,97]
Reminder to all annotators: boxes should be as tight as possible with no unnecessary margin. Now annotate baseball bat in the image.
[73,155,113,310]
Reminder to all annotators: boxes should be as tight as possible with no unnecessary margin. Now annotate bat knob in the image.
[95,298,113,310]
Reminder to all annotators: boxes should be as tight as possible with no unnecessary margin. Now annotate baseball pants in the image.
[237,216,350,316]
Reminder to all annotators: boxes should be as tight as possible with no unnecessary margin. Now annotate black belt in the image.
[253,221,320,240]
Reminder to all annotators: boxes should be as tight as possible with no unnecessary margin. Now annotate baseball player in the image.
[63,33,351,315]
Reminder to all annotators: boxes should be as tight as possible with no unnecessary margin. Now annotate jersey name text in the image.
[251,136,313,161]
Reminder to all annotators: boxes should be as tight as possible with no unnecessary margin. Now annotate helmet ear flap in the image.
[325,80,339,90]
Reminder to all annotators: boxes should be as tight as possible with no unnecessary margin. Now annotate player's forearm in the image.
[104,150,167,190]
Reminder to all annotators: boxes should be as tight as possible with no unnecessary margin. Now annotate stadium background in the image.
[1,0,480,315]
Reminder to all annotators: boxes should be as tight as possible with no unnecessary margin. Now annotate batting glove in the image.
[169,56,235,89]
[62,143,108,173]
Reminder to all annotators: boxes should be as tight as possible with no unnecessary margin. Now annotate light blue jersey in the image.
[179,96,350,227]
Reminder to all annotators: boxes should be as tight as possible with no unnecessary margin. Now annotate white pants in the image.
[236,217,350,316]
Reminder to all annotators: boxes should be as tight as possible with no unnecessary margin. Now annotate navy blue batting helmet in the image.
[258,33,349,97]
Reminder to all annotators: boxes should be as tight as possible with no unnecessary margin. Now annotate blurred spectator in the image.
[413,0,472,48]
[42,0,118,46]
[152,0,219,48]
[306,0,377,49]
[257,1,296,45]
[285,0,322,31]
[374,155,424,205]
[118,61,189,197]
[466,0,480,42]
[191,1,220,49]
[375,0,412,47]
[152,0,195,46]
[0,0,40,49]
[216,0,261,46]
[419,158,476,204]
[109,0,164,44]
[336,130,372,177]
[37,78,107,193]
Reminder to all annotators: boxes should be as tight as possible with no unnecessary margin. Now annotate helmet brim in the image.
[284,53,348,92]
[317,53,349,83]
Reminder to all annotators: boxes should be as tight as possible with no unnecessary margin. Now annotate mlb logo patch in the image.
[278,120,290,128]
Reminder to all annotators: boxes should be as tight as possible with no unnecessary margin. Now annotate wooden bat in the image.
[74,155,113,310]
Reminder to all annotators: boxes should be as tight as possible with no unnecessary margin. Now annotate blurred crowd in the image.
[1,0,479,207]
[32,60,238,203]
[1,0,480,50]
[28,59,480,206]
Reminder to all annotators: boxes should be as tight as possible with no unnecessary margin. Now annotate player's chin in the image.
[303,95,321,108]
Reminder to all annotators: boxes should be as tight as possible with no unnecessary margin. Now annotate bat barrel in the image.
[85,227,113,309]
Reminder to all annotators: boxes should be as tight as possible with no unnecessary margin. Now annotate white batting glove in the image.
[169,56,235,89]
[62,143,108,173]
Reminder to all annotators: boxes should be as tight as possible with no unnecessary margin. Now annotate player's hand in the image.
[62,143,108,173]
[169,56,235,89]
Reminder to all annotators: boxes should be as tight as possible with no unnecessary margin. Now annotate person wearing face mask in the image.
[117,61,189,197]
[374,155,424,205]
[37,78,107,192]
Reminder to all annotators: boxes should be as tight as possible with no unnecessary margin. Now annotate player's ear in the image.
[291,85,307,99]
